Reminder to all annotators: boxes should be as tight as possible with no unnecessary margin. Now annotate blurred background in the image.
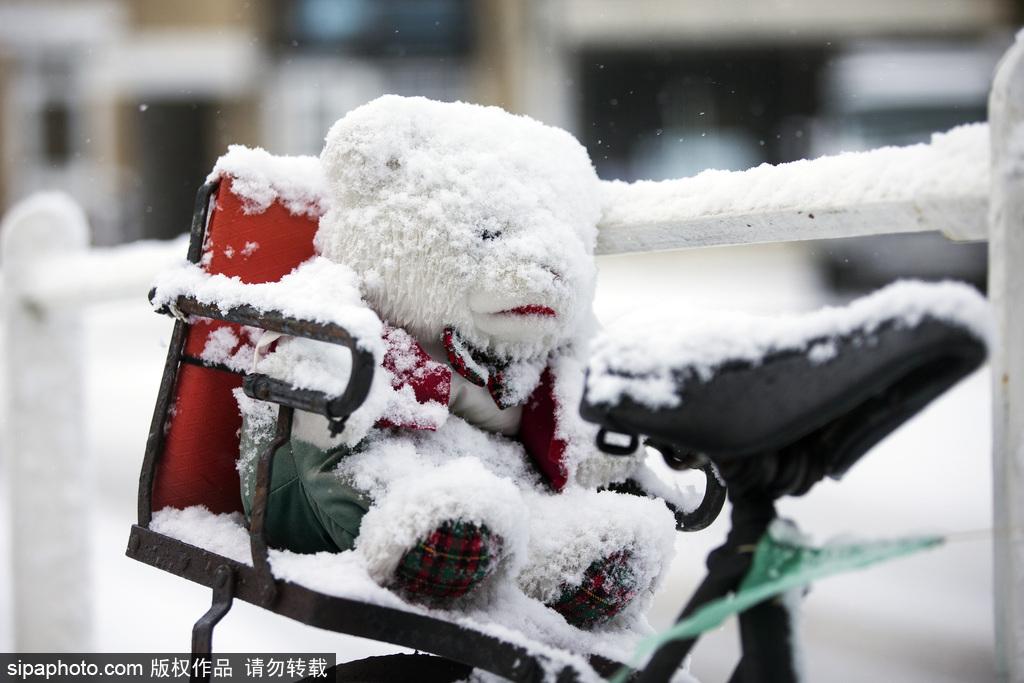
[0,0,1014,285]
[0,1,1014,681]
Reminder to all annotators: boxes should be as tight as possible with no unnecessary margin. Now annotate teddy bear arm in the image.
[240,412,369,553]
[288,437,372,553]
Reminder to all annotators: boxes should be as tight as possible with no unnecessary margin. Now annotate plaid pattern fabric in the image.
[393,521,503,603]
[549,550,640,629]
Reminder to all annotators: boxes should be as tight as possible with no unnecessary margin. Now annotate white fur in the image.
[317,95,603,361]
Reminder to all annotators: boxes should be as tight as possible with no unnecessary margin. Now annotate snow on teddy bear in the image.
[236,95,678,629]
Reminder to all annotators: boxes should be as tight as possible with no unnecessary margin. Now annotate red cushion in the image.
[151,176,320,514]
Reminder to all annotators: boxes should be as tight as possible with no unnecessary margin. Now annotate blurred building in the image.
[0,0,1017,266]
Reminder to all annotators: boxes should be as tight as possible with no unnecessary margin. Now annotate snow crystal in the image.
[586,280,990,409]
[599,123,988,232]
[208,144,325,217]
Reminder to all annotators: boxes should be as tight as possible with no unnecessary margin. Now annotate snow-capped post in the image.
[1,193,92,651]
[988,35,1024,681]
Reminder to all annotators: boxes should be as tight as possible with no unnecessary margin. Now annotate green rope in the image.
[610,524,944,683]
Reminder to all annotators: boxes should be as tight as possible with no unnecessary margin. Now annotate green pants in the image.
[239,414,370,554]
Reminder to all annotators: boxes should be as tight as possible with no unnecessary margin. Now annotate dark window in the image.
[277,0,474,56]
[42,102,71,165]
[578,48,827,181]
[135,101,214,241]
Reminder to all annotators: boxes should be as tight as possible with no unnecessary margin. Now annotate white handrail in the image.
[0,198,182,651]
[596,123,990,254]
[987,35,1024,681]
[1,193,92,651]
[15,235,186,311]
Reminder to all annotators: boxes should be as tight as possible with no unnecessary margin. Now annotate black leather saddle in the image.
[581,303,987,498]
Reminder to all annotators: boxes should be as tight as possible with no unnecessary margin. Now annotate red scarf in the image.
[374,325,570,490]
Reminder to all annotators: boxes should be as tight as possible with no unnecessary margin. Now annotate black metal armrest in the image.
[164,295,376,428]
[156,294,377,605]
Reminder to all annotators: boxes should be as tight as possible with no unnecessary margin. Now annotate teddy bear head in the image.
[316,95,603,361]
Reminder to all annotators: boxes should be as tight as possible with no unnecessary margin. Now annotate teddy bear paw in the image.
[547,549,640,629]
[391,520,504,604]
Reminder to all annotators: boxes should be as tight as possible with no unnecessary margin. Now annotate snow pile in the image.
[599,123,987,230]
[517,489,677,610]
[339,415,545,495]
[153,405,680,667]
[149,502,668,674]
[199,324,260,373]
[586,280,990,409]
[631,463,704,516]
[336,415,675,619]
[547,351,645,490]
[150,256,382,347]
[151,506,252,564]
[247,332,450,448]
[356,458,530,585]
[209,145,326,217]
[253,334,354,398]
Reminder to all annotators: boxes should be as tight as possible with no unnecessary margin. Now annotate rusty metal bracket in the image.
[248,405,294,607]
[190,564,234,683]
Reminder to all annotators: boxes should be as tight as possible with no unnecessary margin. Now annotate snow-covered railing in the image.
[595,123,989,253]
[2,37,1022,675]
[0,196,182,651]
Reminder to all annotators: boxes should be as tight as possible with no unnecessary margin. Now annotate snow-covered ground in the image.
[1,240,995,681]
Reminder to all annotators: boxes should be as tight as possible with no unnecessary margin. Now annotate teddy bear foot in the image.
[391,520,504,605]
[547,549,639,629]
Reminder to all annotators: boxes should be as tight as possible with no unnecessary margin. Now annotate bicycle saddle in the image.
[581,282,988,490]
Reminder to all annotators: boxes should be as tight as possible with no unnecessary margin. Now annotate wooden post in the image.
[989,35,1024,681]
[1,193,91,651]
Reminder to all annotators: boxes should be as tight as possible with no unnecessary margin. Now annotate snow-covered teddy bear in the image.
[237,95,677,629]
